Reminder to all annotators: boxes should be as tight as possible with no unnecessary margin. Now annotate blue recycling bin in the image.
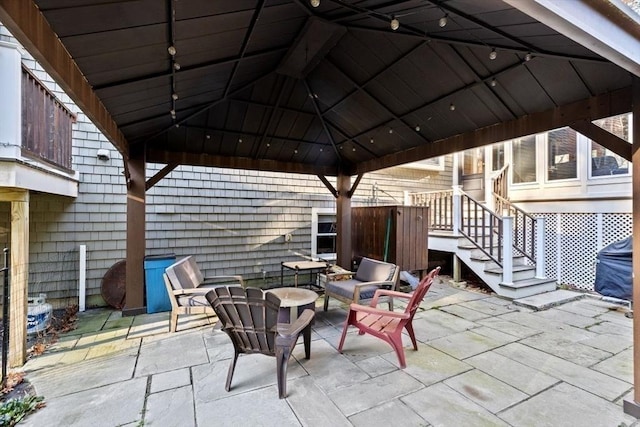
[144,254,176,313]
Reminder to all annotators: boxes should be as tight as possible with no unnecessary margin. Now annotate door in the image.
[461,147,485,201]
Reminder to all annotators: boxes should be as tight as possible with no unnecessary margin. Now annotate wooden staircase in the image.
[409,182,557,299]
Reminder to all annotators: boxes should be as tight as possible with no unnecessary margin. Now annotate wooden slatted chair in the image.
[337,266,440,368]
[205,286,315,399]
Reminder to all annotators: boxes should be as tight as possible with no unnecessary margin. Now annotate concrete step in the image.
[512,288,583,310]
[484,264,536,282]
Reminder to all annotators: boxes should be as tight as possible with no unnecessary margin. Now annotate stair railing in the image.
[459,192,504,266]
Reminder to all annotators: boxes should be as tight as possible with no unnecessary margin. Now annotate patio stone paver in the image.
[395,344,472,386]
[402,382,509,426]
[27,351,138,398]
[411,309,477,342]
[495,342,632,401]
[440,303,492,321]
[146,385,195,427]
[459,298,518,315]
[150,367,191,393]
[533,307,601,328]
[444,368,528,413]
[135,329,209,376]
[465,351,559,396]
[428,328,515,360]
[21,377,147,427]
[499,382,637,427]
[580,332,633,354]
[287,376,351,427]
[519,332,612,367]
[196,386,300,427]
[476,317,541,339]
[591,348,634,384]
[588,320,633,336]
[326,370,425,416]
[348,399,427,427]
[556,298,619,317]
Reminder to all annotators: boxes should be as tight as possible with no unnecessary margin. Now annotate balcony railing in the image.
[21,66,75,170]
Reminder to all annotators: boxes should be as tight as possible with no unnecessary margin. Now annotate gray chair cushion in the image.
[354,257,396,282]
[325,279,381,301]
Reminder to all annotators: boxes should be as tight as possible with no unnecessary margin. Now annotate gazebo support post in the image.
[624,76,640,418]
[123,144,146,316]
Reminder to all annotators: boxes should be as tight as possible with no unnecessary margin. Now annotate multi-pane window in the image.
[590,114,630,177]
[463,148,484,175]
[492,143,504,171]
[512,135,537,183]
[547,127,577,181]
[312,211,336,261]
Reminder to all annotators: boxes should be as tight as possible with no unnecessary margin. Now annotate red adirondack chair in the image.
[338,266,440,368]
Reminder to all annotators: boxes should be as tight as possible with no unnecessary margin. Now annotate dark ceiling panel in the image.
[7,0,632,175]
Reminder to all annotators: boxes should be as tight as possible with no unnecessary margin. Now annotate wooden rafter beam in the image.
[352,87,632,174]
[0,0,129,157]
[570,120,632,161]
[147,149,339,176]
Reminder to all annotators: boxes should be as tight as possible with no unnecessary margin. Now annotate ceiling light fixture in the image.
[370,138,374,144]
[415,125,420,132]
[310,0,320,7]
[172,93,179,100]
[525,52,532,61]
[390,16,400,31]
[167,46,176,56]
[174,63,181,70]
[388,128,393,134]
[489,48,497,60]
[490,78,497,87]
[449,103,456,111]
[438,14,448,28]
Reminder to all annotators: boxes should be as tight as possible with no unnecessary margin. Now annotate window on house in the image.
[547,127,577,181]
[512,135,537,183]
[492,143,504,171]
[590,114,630,177]
[311,209,336,261]
[463,148,484,175]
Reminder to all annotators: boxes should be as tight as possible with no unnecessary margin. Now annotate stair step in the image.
[512,289,583,310]
[500,277,556,290]
[484,264,534,275]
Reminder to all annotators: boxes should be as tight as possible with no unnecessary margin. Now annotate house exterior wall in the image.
[0,25,452,309]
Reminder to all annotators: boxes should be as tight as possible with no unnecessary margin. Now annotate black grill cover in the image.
[594,236,632,301]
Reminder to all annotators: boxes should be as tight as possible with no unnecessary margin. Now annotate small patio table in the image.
[267,287,317,324]
[280,260,329,289]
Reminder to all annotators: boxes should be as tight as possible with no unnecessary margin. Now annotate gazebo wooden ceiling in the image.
[1,0,637,176]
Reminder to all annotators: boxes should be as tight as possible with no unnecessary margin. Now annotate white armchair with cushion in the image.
[323,257,399,311]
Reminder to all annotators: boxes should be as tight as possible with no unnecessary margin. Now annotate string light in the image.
[449,103,456,111]
[390,17,400,31]
[310,0,320,7]
[525,52,532,61]
[439,14,448,28]
[167,46,176,56]
[489,48,497,60]
[490,78,497,87]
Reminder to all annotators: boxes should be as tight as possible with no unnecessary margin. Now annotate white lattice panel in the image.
[536,213,631,291]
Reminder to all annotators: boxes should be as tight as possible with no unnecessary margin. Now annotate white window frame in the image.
[311,207,337,262]
[400,156,445,171]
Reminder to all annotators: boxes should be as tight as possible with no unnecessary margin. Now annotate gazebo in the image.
[1,0,640,416]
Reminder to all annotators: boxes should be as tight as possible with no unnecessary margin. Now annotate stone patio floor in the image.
[15,276,640,426]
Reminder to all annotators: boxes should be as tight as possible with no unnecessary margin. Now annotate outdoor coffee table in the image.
[267,287,317,324]
[280,260,329,289]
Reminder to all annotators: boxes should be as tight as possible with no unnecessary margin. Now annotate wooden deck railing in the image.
[409,189,453,231]
[21,66,75,170]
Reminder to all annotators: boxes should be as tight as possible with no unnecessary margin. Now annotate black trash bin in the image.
[144,254,176,313]
[594,237,632,301]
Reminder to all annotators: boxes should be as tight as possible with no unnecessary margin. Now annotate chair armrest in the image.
[353,280,394,289]
[171,287,210,296]
[348,303,409,319]
[325,271,355,279]
[370,289,411,307]
[200,275,245,287]
[278,309,315,339]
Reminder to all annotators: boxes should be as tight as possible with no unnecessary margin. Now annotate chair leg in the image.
[337,311,352,352]
[303,324,312,359]
[388,333,407,369]
[387,297,394,311]
[225,350,239,392]
[405,322,418,351]
[169,312,178,333]
[276,346,290,399]
[323,293,329,311]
